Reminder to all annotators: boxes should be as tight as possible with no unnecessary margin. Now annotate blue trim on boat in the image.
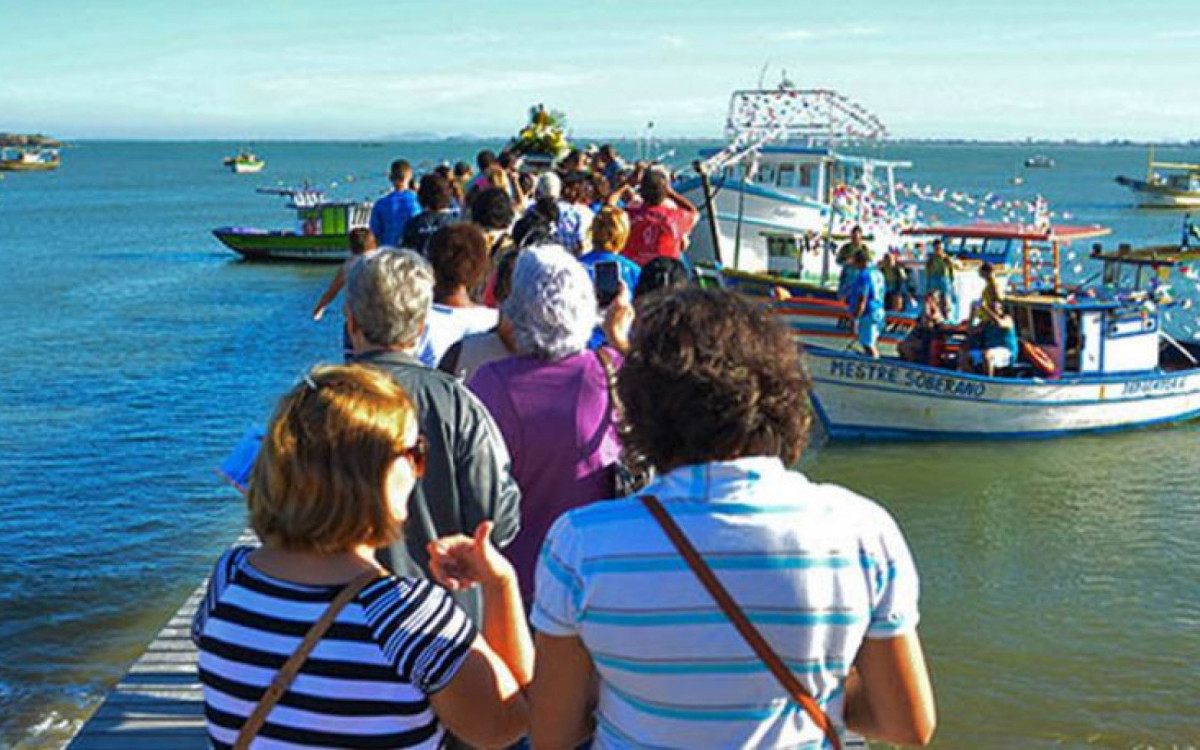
[810,373,1197,408]
[806,345,1199,387]
[675,176,828,211]
[820,406,1200,442]
[712,213,817,233]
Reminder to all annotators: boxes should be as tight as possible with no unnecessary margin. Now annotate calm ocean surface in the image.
[1,141,1197,747]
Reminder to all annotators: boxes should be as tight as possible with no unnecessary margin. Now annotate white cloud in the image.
[661,34,686,50]
[1153,29,1200,40]
[766,26,882,42]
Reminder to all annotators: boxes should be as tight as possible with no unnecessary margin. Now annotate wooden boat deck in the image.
[67,528,868,748]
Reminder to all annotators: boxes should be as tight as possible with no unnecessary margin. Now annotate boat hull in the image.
[213,228,349,263]
[1115,177,1200,208]
[231,162,265,174]
[805,347,1200,440]
[0,160,59,172]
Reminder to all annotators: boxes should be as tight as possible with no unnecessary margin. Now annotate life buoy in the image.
[1020,339,1058,378]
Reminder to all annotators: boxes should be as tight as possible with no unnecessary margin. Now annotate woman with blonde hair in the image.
[579,206,642,299]
[192,364,532,749]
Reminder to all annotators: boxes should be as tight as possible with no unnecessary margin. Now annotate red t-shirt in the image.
[623,204,697,267]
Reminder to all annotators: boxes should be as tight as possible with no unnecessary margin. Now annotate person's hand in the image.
[427,522,514,592]
[602,281,634,354]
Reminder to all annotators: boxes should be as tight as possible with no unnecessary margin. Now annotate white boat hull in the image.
[1116,177,1200,208]
[806,347,1200,440]
[232,162,265,174]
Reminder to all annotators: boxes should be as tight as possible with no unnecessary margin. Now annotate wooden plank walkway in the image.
[67,528,869,748]
[67,530,257,750]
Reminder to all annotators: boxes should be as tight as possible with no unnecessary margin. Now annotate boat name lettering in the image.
[1121,377,1188,396]
[829,359,987,399]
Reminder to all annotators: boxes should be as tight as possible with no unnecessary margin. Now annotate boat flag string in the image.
[895,182,1062,227]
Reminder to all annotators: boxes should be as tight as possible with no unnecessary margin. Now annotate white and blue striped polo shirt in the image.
[532,457,920,750]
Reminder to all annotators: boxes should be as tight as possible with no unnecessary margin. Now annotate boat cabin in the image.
[902,222,1111,322]
[260,188,372,237]
[704,146,909,212]
[1008,294,1159,377]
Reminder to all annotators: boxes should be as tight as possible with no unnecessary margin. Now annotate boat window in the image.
[1016,307,1056,346]
[756,164,775,185]
[798,164,813,187]
[777,164,796,188]
[767,235,799,258]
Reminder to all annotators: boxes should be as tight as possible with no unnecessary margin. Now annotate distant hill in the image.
[0,133,63,148]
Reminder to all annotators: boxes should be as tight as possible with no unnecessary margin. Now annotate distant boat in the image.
[1023,155,1055,169]
[0,147,60,172]
[212,187,372,263]
[1115,147,1200,208]
[223,151,266,174]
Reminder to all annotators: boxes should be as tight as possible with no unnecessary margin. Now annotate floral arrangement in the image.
[509,104,570,159]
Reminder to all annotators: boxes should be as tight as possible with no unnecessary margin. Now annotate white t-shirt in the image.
[416,304,499,368]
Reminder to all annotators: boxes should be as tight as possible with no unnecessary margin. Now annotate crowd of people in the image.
[192,148,936,749]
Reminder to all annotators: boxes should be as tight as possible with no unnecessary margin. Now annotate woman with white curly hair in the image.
[468,244,623,605]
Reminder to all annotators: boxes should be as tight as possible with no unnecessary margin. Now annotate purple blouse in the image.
[468,349,622,602]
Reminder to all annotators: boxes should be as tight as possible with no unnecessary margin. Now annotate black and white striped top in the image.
[192,547,478,749]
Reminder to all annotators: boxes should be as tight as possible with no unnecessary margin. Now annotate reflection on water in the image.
[805,429,1200,746]
[2,142,1199,747]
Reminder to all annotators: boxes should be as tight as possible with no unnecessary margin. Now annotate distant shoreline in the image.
[55,136,1200,148]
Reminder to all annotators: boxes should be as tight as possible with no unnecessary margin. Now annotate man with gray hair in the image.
[346,249,521,623]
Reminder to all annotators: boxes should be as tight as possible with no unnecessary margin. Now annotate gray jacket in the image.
[352,349,522,623]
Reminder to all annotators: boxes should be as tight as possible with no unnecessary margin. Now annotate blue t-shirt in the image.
[848,267,886,319]
[579,249,642,293]
[983,322,1019,359]
[369,189,420,247]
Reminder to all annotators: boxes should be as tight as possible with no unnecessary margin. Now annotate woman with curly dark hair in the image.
[528,287,936,750]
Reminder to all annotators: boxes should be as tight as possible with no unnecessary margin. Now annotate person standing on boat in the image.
[345,249,522,625]
[370,159,420,247]
[924,239,956,319]
[837,225,871,300]
[849,248,887,358]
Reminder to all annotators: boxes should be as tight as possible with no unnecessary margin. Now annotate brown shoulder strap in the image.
[639,495,843,750]
[233,568,380,750]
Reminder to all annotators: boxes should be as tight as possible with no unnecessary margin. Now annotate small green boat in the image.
[213,188,372,263]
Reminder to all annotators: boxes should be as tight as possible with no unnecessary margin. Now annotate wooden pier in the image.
[67,531,257,749]
[67,528,868,748]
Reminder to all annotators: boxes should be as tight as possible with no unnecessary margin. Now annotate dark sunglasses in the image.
[399,435,428,478]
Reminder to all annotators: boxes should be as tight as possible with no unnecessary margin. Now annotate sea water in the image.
[0,141,1197,747]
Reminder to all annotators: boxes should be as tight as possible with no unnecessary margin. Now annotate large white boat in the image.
[1115,148,1200,208]
[677,84,912,285]
[806,227,1200,441]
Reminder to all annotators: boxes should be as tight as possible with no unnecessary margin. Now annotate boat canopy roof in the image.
[1008,291,1127,311]
[903,222,1111,243]
[696,145,910,169]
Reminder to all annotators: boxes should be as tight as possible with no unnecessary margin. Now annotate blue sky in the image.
[1,0,1197,140]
